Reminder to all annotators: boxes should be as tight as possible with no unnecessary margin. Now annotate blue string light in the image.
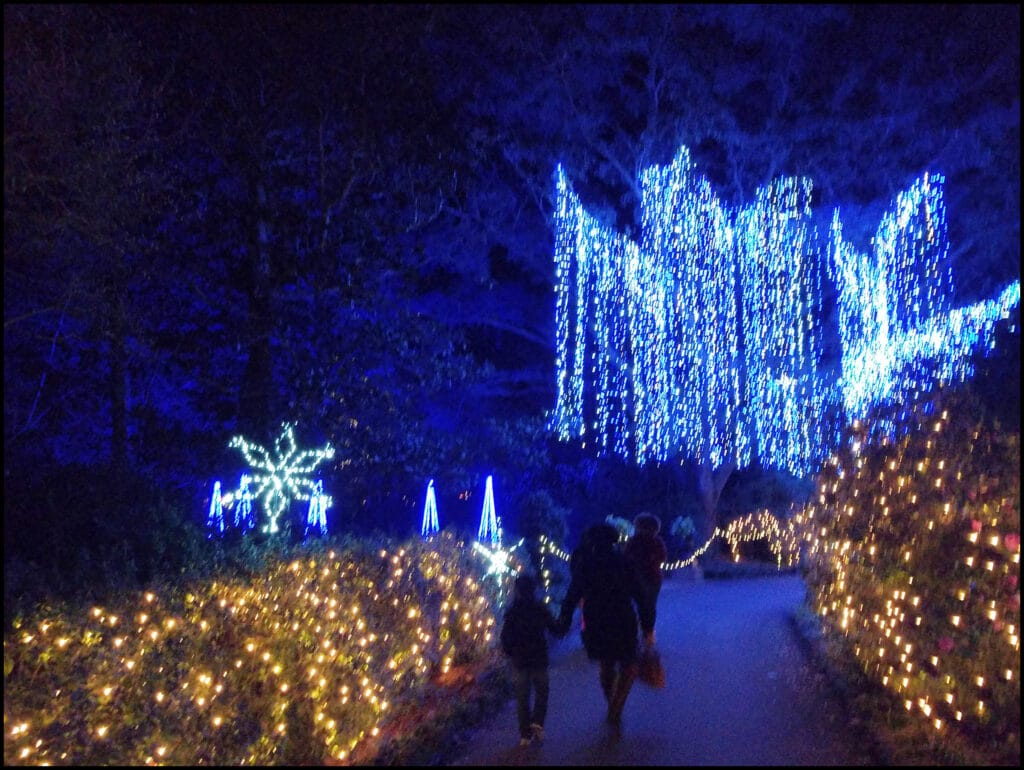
[304,479,332,537]
[477,475,500,546]
[206,480,225,537]
[232,474,255,532]
[421,479,440,538]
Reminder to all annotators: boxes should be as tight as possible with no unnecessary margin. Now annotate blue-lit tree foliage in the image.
[552,146,1020,533]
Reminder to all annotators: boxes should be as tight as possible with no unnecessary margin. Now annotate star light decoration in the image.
[228,423,335,534]
[472,538,525,580]
[551,145,1019,476]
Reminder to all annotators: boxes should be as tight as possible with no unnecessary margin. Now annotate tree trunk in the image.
[240,178,275,436]
[695,460,735,558]
[110,290,130,479]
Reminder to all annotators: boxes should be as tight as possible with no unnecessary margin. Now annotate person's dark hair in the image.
[634,512,661,535]
[588,522,620,549]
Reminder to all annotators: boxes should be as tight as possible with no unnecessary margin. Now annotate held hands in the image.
[556,615,571,638]
[644,631,656,649]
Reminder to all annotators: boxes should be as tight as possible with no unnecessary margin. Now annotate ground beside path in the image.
[448,572,877,766]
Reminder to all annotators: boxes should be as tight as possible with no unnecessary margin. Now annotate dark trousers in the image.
[648,581,662,628]
[514,666,549,738]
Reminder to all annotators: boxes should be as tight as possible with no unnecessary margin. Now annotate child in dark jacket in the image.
[500,571,562,746]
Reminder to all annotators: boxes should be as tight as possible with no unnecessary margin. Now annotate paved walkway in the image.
[450,572,876,766]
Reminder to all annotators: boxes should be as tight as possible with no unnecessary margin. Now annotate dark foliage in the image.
[4,5,1019,604]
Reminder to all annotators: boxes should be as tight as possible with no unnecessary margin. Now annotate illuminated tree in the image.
[421,479,440,537]
[477,475,500,545]
[232,474,256,532]
[552,146,1020,541]
[552,147,828,538]
[830,173,1020,424]
[304,479,332,537]
[207,480,225,536]
[798,387,1020,759]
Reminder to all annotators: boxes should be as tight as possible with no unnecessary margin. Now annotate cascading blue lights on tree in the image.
[632,147,747,469]
[421,479,440,538]
[735,176,828,475]
[551,146,1020,476]
[830,172,1019,423]
[228,423,335,534]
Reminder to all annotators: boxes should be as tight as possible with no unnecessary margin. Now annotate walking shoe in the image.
[530,723,545,743]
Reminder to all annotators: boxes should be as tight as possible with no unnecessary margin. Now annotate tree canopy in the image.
[4,5,1019,599]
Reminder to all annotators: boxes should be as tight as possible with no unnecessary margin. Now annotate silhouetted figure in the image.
[500,571,562,746]
[624,512,667,637]
[558,523,654,734]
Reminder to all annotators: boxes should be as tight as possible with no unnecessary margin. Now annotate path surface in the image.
[450,572,875,766]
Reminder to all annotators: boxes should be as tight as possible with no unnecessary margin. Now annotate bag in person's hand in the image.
[637,644,665,689]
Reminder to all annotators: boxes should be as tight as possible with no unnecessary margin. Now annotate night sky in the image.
[3,4,1020,600]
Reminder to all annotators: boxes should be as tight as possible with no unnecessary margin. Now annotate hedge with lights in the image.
[3,531,502,765]
[798,387,1020,758]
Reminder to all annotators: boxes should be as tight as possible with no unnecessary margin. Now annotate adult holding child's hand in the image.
[558,523,655,736]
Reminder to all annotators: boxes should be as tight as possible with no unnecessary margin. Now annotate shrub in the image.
[3,531,503,765]
[797,387,1020,763]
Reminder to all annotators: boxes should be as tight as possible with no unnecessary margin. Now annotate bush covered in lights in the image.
[798,387,1020,760]
[3,531,504,765]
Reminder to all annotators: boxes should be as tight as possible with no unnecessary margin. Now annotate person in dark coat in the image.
[500,571,562,746]
[624,512,668,636]
[558,523,655,732]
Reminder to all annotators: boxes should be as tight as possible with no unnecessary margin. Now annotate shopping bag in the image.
[637,644,665,689]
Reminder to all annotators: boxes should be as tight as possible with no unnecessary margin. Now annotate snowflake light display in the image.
[229,423,335,534]
[552,146,1020,475]
[421,479,440,538]
[477,475,500,546]
[305,479,332,537]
